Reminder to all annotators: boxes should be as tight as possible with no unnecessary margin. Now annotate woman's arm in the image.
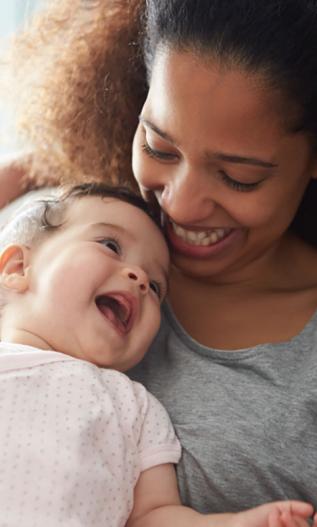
[0,154,30,208]
[126,464,315,527]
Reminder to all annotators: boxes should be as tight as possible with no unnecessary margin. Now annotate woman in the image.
[1,0,317,518]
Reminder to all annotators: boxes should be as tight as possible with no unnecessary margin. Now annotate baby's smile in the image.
[95,291,137,336]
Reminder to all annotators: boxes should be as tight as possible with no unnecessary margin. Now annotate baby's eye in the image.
[149,280,162,299]
[99,238,121,255]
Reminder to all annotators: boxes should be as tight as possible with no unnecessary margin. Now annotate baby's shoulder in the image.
[99,368,152,407]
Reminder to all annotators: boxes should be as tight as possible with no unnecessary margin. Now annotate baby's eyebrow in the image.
[89,222,136,240]
[91,221,169,287]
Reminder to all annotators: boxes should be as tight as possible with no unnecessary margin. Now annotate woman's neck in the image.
[170,232,315,293]
[168,233,317,350]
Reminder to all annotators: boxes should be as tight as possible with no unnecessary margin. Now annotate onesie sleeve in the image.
[132,382,181,472]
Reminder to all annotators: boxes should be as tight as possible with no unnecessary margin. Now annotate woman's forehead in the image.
[149,48,282,113]
[144,49,291,158]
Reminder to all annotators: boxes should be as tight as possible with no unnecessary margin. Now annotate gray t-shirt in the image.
[130,302,317,513]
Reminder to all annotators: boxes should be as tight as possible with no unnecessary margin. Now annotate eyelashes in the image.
[218,170,261,192]
[141,142,177,161]
[141,141,262,192]
[97,237,166,301]
[149,280,163,299]
[98,237,121,255]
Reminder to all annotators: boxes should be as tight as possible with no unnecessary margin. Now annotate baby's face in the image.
[15,196,169,370]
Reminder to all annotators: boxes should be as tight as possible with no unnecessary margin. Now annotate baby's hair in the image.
[0,182,162,255]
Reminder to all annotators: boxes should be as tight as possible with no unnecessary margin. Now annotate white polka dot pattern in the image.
[0,343,181,527]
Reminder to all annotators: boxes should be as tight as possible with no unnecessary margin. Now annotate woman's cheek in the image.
[223,192,279,229]
[132,134,155,190]
[131,129,144,186]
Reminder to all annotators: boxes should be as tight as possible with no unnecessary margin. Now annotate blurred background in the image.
[0,1,37,38]
[0,0,39,156]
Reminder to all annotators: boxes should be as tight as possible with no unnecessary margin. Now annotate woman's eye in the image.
[141,142,177,161]
[99,238,121,255]
[149,280,162,299]
[218,170,262,192]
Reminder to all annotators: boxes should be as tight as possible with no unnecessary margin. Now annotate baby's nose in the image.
[123,266,149,294]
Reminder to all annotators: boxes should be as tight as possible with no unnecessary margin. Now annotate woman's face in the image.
[132,49,317,279]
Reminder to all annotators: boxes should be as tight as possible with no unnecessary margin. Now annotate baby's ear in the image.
[0,245,31,293]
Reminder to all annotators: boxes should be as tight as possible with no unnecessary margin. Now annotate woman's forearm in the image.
[0,160,27,207]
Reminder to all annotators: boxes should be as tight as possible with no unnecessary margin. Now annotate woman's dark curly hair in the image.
[2,0,147,189]
[3,0,317,245]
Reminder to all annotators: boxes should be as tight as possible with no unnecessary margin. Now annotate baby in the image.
[0,182,314,527]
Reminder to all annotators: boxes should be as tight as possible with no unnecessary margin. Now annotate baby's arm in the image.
[126,462,230,527]
[126,463,315,527]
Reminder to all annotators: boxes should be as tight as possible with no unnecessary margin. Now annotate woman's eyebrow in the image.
[210,151,278,169]
[139,116,177,145]
[139,116,278,168]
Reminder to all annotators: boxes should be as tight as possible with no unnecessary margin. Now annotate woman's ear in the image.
[310,153,317,180]
[0,245,31,293]
[312,166,317,180]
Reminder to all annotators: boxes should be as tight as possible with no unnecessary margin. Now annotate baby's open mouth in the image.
[95,293,135,335]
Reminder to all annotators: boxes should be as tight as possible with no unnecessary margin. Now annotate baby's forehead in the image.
[66,196,169,263]
[67,196,162,237]
[67,195,145,217]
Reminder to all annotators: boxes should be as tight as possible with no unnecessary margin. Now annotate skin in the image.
[133,48,317,349]
[0,196,169,371]
[1,48,317,527]
[0,161,26,208]
[2,196,315,526]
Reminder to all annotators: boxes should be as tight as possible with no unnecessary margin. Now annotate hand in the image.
[232,501,315,527]
[268,505,317,527]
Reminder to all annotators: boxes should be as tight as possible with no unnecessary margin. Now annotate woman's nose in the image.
[122,266,149,294]
[158,170,217,225]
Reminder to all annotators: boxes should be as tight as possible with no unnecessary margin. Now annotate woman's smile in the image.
[170,221,231,245]
[133,49,317,278]
[166,218,245,260]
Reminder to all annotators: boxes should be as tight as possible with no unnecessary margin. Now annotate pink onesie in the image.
[0,342,181,527]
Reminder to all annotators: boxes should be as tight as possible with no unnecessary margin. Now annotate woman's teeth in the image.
[171,222,229,246]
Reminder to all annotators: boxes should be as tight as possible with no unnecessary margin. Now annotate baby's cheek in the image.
[147,305,161,341]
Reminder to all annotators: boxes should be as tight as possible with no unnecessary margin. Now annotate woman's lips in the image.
[165,220,243,259]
